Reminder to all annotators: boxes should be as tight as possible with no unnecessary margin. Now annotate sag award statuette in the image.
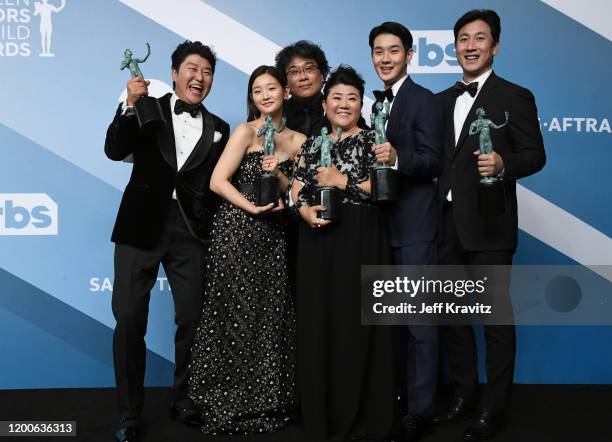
[470,107,510,216]
[313,126,342,221]
[121,43,166,129]
[370,100,398,202]
[256,115,285,207]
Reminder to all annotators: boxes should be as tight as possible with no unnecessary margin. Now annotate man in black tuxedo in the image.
[275,40,369,137]
[369,22,443,442]
[104,41,229,442]
[274,40,330,138]
[433,10,545,440]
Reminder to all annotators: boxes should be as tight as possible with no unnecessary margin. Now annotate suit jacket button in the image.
[452,163,456,169]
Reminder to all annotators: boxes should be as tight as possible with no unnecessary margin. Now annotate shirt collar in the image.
[390,74,408,97]
[461,69,492,92]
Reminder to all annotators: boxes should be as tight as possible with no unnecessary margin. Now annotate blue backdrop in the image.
[0,0,610,388]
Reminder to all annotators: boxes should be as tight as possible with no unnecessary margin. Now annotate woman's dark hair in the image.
[246,65,287,121]
[453,9,501,44]
[322,65,365,101]
[275,40,330,78]
[368,22,413,53]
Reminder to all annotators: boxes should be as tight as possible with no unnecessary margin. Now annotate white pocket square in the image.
[213,131,222,143]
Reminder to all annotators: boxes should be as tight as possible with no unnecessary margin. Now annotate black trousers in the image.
[392,242,439,418]
[112,201,206,422]
[438,203,515,410]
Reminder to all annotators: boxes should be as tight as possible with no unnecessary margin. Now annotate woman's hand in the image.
[261,155,280,176]
[248,198,285,215]
[299,205,332,229]
[316,166,347,189]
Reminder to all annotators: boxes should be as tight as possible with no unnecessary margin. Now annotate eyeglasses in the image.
[286,64,319,78]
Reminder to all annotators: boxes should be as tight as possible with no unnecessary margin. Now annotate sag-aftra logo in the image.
[0,193,58,235]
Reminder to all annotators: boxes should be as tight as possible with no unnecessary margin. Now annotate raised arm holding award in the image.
[120,43,166,129]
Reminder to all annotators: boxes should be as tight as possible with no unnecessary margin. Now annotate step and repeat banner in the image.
[1,0,611,388]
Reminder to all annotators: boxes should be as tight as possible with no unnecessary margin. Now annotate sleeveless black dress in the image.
[188,151,296,435]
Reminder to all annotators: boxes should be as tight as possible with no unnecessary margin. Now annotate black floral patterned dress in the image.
[290,130,397,441]
[188,151,295,435]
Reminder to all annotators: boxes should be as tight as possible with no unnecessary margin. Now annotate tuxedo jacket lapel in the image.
[179,107,215,173]
[159,94,178,171]
[445,93,457,156]
[387,76,414,140]
[453,72,499,159]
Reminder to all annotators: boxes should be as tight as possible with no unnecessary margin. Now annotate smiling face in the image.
[172,54,213,104]
[322,83,362,132]
[250,73,288,117]
[455,19,499,83]
[371,33,412,88]
[285,56,324,100]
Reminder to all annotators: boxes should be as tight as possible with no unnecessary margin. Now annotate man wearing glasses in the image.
[275,40,367,137]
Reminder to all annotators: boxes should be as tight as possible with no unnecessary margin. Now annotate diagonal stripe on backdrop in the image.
[118,0,612,277]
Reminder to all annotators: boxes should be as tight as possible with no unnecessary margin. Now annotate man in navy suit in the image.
[433,10,545,440]
[369,22,443,442]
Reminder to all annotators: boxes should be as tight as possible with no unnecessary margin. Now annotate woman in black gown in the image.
[289,65,397,441]
[188,66,305,434]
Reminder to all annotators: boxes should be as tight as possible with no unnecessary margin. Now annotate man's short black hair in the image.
[368,22,413,53]
[322,65,365,101]
[275,40,329,78]
[171,40,217,73]
[454,9,501,44]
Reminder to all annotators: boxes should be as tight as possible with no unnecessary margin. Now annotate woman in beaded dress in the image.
[188,65,305,434]
[289,66,397,441]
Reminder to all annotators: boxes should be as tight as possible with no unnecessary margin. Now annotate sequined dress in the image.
[188,151,296,434]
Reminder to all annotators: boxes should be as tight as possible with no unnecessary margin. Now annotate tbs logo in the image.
[410,31,461,74]
[0,194,58,236]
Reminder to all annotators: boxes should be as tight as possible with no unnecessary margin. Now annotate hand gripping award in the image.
[370,100,398,202]
[120,43,166,129]
[470,107,510,216]
[256,114,285,207]
[313,126,342,221]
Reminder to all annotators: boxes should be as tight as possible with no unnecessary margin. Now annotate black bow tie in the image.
[373,88,394,103]
[174,99,201,118]
[453,81,479,97]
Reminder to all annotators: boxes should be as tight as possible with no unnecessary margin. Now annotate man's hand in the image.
[371,142,397,165]
[126,77,150,106]
[474,150,504,177]
[316,166,347,189]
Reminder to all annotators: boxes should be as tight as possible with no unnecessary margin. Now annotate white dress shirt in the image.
[122,94,203,199]
[170,94,203,198]
[387,73,408,117]
[447,69,492,201]
[383,74,408,169]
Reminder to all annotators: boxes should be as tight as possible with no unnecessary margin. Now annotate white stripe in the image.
[518,184,612,280]
[541,0,612,41]
[117,0,376,120]
[119,0,611,281]
[118,0,281,72]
